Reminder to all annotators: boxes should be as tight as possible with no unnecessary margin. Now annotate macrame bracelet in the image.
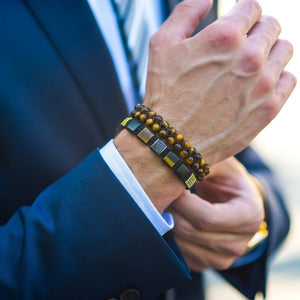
[121,117,197,189]
[130,104,210,181]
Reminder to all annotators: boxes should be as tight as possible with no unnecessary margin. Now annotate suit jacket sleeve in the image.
[218,147,290,300]
[0,150,191,299]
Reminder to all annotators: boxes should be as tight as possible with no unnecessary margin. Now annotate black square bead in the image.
[150,138,168,155]
[163,151,180,168]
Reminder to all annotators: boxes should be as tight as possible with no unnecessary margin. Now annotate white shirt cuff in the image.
[99,139,174,236]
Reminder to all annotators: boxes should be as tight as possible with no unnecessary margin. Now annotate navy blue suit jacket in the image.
[0,1,290,299]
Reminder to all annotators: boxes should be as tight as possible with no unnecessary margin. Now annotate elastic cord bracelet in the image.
[121,117,197,189]
[120,104,210,189]
[130,104,210,180]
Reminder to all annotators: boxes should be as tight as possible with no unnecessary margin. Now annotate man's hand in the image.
[168,157,264,272]
[144,0,296,165]
[115,0,296,212]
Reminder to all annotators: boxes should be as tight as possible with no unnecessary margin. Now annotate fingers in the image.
[172,211,251,257]
[172,191,260,234]
[275,71,297,108]
[219,0,262,36]
[159,0,213,40]
[246,15,281,61]
[175,237,237,272]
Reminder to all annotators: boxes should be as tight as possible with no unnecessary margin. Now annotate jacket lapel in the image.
[22,0,128,138]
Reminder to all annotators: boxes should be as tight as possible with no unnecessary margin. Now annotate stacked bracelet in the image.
[120,104,210,189]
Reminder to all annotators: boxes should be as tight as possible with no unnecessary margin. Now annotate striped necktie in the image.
[111,0,150,96]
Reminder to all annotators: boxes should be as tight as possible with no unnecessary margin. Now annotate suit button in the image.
[120,289,140,300]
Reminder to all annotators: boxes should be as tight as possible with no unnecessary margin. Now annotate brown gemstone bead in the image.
[167,127,177,137]
[139,114,147,123]
[182,141,190,149]
[176,133,184,142]
[161,120,169,129]
[158,130,167,138]
[135,104,144,110]
[145,118,154,127]
[191,162,200,170]
[186,156,194,164]
[193,153,202,162]
[200,158,207,167]
[154,115,163,123]
[196,170,205,181]
[134,111,141,118]
[130,109,138,117]
[148,111,156,118]
[167,137,175,145]
[152,123,160,132]
[141,107,150,114]
[173,143,182,152]
[189,147,197,155]
[203,164,210,174]
[180,150,189,158]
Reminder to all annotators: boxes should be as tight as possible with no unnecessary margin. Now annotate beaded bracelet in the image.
[130,104,210,181]
[121,117,197,189]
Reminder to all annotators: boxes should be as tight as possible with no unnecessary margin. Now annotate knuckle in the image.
[263,97,279,120]
[241,47,264,72]
[213,24,241,51]
[264,15,281,33]
[257,74,275,94]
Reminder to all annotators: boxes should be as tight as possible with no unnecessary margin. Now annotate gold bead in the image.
[200,158,207,167]
[152,123,160,132]
[139,114,147,122]
[145,118,154,126]
[183,141,190,149]
[148,111,156,118]
[186,156,194,164]
[176,134,184,142]
[167,137,175,145]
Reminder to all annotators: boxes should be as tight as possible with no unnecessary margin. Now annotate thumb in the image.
[160,0,213,40]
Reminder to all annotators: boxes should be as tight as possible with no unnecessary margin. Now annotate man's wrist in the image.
[114,130,185,212]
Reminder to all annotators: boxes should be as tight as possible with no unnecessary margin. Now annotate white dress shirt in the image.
[87,0,174,235]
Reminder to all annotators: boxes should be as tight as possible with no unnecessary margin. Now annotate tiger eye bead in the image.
[152,123,160,132]
[130,109,138,117]
[139,114,147,123]
[200,158,207,167]
[154,115,163,123]
[180,150,189,158]
[173,143,183,152]
[191,162,200,170]
[167,137,175,145]
[203,164,210,174]
[161,120,169,130]
[148,111,156,118]
[196,169,205,180]
[167,127,177,137]
[159,130,167,138]
[135,104,144,110]
[182,141,191,149]
[134,111,141,118]
[189,147,196,155]
[193,153,202,162]
[186,156,194,164]
[176,133,184,142]
[145,118,154,127]
[141,107,150,114]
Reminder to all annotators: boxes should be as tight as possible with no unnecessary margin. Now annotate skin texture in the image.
[115,0,296,269]
[115,0,296,211]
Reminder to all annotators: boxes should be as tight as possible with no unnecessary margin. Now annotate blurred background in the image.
[205,0,300,299]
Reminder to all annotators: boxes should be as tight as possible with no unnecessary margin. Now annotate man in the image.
[0,0,295,299]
